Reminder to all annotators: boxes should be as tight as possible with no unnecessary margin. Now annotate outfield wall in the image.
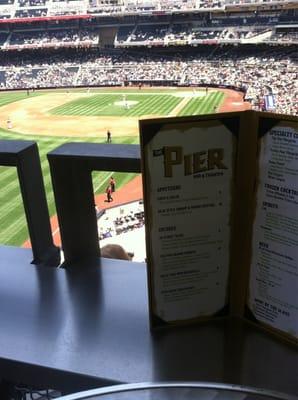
[0,82,247,95]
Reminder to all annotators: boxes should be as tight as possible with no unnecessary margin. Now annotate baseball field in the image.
[0,86,248,246]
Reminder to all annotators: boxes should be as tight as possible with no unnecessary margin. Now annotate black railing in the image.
[0,140,141,267]
[0,140,60,267]
[48,142,141,265]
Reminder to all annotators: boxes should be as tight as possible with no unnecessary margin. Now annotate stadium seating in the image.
[116,26,135,43]
[0,32,8,45]
[18,0,47,6]
[0,0,295,21]
[15,8,47,18]
[0,0,296,117]
[268,30,298,43]
[131,25,168,42]
[8,28,99,47]
[0,44,296,115]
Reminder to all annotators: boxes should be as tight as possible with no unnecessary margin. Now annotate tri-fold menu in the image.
[140,110,297,344]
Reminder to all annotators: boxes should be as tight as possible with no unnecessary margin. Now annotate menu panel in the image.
[248,122,298,339]
[143,120,236,323]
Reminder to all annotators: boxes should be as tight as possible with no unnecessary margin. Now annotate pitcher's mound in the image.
[114,100,138,107]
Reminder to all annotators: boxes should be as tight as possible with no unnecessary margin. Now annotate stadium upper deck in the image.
[0,0,297,115]
[0,1,297,49]
[0,0,297,21]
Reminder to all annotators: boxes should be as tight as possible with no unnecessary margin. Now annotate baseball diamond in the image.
[0,86,246,246]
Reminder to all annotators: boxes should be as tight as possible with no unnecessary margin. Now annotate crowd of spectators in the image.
[0,33,8,45]
[0,0,296,19]
[115,24,297,45]
[18,0,46,7]
[97,200,145,261]
[1,25,295,50]
[15,8,47,18]
[131,25,168,43]
[199,0,224,9]
[225,0,286,4]
[0,0,14,4]
[99,210,145,240]
[268,31,298,43]
[0,46,296,115]
[9,29,98,46]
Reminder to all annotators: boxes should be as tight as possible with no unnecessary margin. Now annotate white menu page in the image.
[248,123,298,339]
[145,121,235,322]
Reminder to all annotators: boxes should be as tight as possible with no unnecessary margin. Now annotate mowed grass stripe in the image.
[198,92,217,113]
[0,171,29,245]
[178,92,223,116]
[132,94,180,116]
[133,95,158,116]
[127,94,179,116]
[50,94,181,117]
[56,95,110,116]
[147,95,175,115]
[0,166,17,182]
[128,95,158,117]
[85,95,115,116]
[0,92,40,108]
[75,96,111,115]
[0,210,29,246]
[164,96,182,113]
[200,92,223,114]
[50,95,119,115]
[0,146,55,199]
[178,97,203,116]
[196,94,212,114]
[0,172,20,200]
[93,171,137,196]
[0,197,26,234]
[0,146,56,229]
[0,175,24,203]
[4,223,29,246]
[215,92,224,110]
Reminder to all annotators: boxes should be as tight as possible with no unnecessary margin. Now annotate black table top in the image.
[0,246,297,395]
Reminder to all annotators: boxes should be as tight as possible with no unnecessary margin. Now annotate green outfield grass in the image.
[178,91,224,116]
[0,91,41,107]
[0,87,225,246]
[50,90,223,117]
[50,93,181,116]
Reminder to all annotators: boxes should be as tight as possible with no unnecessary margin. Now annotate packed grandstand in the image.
[0,0,297,115]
